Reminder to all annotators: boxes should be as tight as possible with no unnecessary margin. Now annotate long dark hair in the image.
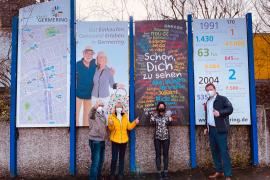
[156,101,166,111]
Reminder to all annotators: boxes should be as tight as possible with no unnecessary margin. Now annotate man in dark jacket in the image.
[203,83,233,180]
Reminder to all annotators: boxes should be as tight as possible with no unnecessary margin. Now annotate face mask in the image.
[158,108,165,113]
[116,108,122,114]
[207,90,215,97]
[97,106,103,113]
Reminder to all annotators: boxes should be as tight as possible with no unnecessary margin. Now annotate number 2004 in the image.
[199,77,219,84]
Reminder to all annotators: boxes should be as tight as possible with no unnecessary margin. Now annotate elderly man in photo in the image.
[76,46,96,126]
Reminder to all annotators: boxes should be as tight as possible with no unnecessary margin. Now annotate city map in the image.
[17,24,69,127]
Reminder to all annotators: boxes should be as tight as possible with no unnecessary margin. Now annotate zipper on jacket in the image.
[113,128,116,140]
[112,117,116,140]
[120,116,123,143]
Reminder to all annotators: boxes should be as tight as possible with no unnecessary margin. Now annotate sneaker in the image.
[157,171,163,179]
[208,172,224,179]
[163,170,169,179]
[109,175,115,180]
[118,174,124,180]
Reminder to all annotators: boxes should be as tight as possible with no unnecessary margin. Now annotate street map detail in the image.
[17,0,70,127]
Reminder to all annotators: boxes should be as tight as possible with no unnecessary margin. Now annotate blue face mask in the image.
[207,90,215,97]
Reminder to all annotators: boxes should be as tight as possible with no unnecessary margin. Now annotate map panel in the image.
[17,0,70,127]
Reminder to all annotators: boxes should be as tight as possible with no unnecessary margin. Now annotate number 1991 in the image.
[200,22,218,30]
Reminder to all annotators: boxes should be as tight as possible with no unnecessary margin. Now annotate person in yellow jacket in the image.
[108,102,139,180]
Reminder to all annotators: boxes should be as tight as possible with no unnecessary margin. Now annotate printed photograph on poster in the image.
[16,0,70,127]
[76,21,129,127]
[135,20,189,126]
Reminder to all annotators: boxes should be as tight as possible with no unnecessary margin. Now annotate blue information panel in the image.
[193,19,251,125]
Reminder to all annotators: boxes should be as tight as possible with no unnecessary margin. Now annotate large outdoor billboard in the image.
[193,18,251,125]
[17,0,70,127]
[135,20,189,125]
[76,21,129,126]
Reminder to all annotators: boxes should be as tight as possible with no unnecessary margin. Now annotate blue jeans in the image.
[209,126,232,177]
[89,140,105,180]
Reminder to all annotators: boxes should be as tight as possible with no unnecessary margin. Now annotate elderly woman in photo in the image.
[91,51,124,116]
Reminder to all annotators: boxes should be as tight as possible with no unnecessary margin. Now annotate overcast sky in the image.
[76,0,256,20]
[76,0,146,21]
[76,0,270,32]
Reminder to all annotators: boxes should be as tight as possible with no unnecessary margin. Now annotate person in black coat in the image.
[203,83,233,180]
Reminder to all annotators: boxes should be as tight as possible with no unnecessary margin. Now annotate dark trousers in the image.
[89,140,105,180]
[154,138,170,171]
[209,126,232,177]
[110,142,127,176]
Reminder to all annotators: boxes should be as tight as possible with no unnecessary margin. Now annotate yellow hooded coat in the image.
[108,113,137,144]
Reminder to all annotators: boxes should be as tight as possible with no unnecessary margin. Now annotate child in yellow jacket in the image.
[108,102,139,179]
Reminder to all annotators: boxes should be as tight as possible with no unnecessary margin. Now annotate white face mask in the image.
[207,90,215,97]
[116,108,122,114]
[97,106,103,113]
